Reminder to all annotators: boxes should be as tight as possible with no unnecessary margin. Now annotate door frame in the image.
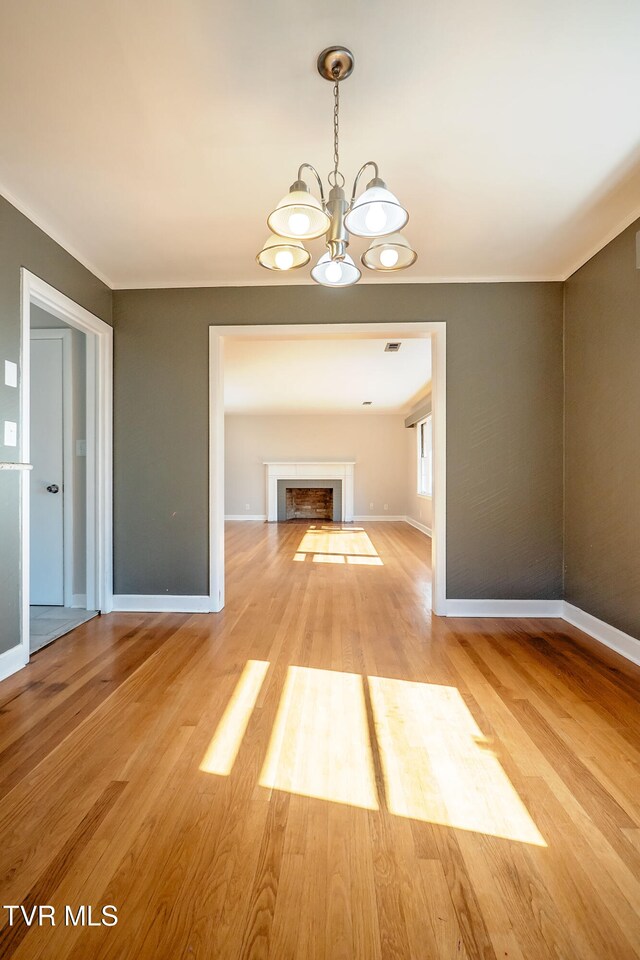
[20,270,113,664]
[208,321,447,615]
[30,328,75,607]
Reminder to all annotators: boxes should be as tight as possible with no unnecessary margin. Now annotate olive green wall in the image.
[112,282,564,600]
[564,217,640,638]
[0,195,111,654]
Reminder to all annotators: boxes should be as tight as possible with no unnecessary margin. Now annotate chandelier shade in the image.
[267,183,331,240]
[361,232,417,271]
[256,235,310,271]
[311,252,361,287]
[343,181,409,238]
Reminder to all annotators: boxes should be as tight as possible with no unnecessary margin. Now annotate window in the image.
[417,414,432,497]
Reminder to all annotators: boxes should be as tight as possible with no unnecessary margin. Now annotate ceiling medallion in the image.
[257,47,417,287]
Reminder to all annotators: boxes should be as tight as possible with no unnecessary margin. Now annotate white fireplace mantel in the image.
[264,461,355,522]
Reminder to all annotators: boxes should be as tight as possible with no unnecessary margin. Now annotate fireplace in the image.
[285,487,333,521]
[276,479,342,522]
[265,462,355,522]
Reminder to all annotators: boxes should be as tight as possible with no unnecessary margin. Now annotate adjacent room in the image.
[0,2,638,958]
[222,335,433,582]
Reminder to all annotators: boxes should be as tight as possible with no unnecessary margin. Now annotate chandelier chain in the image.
[328,71,345,188]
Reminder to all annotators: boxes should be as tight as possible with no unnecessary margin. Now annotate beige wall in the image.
[225,414,408,518]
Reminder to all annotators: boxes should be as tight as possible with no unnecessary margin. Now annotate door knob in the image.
[46,484,60,494]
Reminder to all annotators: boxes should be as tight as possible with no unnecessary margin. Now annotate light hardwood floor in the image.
[0,520,639,959]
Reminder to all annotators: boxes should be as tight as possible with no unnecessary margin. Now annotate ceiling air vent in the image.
[385,342,401,352]
[362,401,373,406]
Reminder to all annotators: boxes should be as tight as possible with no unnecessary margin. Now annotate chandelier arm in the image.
[297,163,326,206]
[349,161,380,206]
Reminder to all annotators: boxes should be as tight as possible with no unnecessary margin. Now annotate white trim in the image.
[115,275,562,290]
[71,593,87,609]
[562,602,640,667]
[265,461,355,523]
[0,644,29,683]
[430,322,447,616]
[353,515,406,522]
[18,270,113,677]
[405,516,432,537]
[112,595,210,614]
[4,169,636,291]
[209,321,447,617]
[0,183,114,288]
[416,412,433,498]
[224,515,430,528]
[30,329,74,607]
[444,599,564,618]
[225,514,267,521]
[209,331,225,612]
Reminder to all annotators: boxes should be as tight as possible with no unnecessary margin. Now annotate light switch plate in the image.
[3,421,17,447]
[76,439,87,457]
[4,360,17,388]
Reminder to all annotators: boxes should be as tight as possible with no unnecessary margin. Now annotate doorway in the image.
[29,323,97,651]
[208,322,446,615]
[19,271,113,663]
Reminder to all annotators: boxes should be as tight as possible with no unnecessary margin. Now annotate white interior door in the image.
[30,337,64,605]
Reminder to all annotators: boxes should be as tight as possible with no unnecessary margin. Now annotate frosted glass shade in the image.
[267,189,330,240]
[344,184,408,238]
[256,235,310,271]
[361,233,417,271]
[311,252,361,287]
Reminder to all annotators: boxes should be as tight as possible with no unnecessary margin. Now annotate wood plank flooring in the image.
[0,520,639,959]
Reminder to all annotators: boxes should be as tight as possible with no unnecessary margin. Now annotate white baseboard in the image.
[225,515,267,521]
[112,595,211,614]
[440,599,640,668]
[71,594,87,608]
[0,644,29,682]
[562,602,640,667]
[353,515,406,522]
[404,516,432,537]
[444,599,564,618]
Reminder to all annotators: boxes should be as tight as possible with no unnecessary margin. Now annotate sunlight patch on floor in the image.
[199,659,270,775]
[294,526,383,566]
[368,676,546,846]
[259,665,379,810]
[200,660,545,845]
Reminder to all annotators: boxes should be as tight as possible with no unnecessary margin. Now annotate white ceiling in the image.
[224,338,431,414]
[1,1,639,288]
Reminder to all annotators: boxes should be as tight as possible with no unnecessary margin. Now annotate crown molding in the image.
[5,180,639,291]
[112,273,562,290]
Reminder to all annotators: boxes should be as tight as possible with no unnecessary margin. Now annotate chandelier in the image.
[257,47,417,287]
